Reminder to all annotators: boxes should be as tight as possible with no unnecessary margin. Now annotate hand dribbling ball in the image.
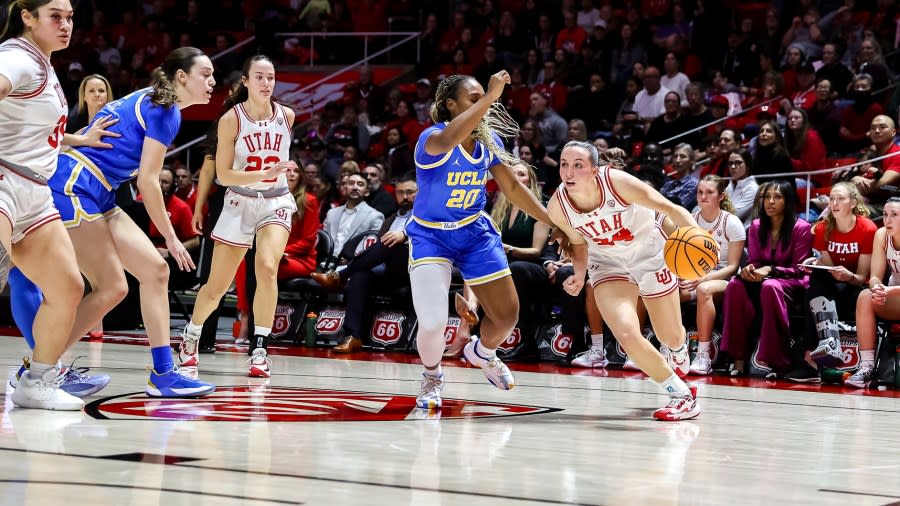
[664,226,719,280]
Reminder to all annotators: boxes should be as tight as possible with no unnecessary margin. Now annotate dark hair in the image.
[0,0,51,42]
[756,180,798,252]
[221,54,274,114]
[397,170,417,184]
[150,46,206,107]
[159,165,176,196]
[784,108,810,157]
[727,147,754,178]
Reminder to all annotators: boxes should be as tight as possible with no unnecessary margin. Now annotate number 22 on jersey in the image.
[246,155,279,183]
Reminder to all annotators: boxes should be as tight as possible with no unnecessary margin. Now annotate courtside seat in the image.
[275,230,338,342]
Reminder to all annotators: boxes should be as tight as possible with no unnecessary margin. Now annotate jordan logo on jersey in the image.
[574,212,635,247]
[242,132,283,153]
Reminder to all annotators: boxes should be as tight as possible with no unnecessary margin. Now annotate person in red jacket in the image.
[785,108,827,187]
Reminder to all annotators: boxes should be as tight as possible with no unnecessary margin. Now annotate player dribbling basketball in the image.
[548,140,702,421]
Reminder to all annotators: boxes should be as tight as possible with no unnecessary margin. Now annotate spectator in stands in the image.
[576,0,600,32]
[518,144,549,192]
[610,23,646,86]
[309,173,338,223]
[856,37,890,99]
[556,8,587,57]
[751,120,794,187]
[514,119,546,162]
[528,91,567,153]
[779,43,808,95]
[419,13,440,71]
[149,167,200,290]
[312,172,417,353]
[806,79,841,149]
[474,45,504,90]
[348,65,384,118]
[325,104,370,177]
[682,82,713,150]
[646,91,690,150]
[721,180,812,376]
[702,127,741,178]
[564,72,616,135]
[522,48,542,86]
[412,78,434,125]
[633,66,670,125]
[661,51,689,104]
[846,115,900,215]
[838,73,884,153]
[493,11,526,68]
[783,62,817,113]
[440,48,474,80]
[363,163,396,217]
[785,108,827,188]
[683,175,746,375]
[660,143,699,210]
[849,197,900,388]
[67,74,113,133]
[789,182,876,382]
[725,148,760,226]
[816,41,853,98]
[383,126,414,181]
[490,163,552,335]
[323,172,384,254]
[534,13,556,62]
[298,0,331,31]
[304,162,321,181]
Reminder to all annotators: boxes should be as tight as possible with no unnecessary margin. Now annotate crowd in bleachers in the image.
[53,0,900,387]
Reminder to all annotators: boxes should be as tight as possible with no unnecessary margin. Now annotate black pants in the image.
[553,265,587,342]
[508,260,551,328]
[342,242,409,339]
[199,188,226,349]
[800,269,862,359]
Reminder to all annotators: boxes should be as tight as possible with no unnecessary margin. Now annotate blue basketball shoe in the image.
[146,367,216,398]
[59,357,111,397]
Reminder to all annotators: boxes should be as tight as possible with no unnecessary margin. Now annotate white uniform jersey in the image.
[693,209,746,269]
[555,169,658,257]
[0,37,68,180]
[231,102,291,190]
[885,234,900,287]
[556,168,676,297]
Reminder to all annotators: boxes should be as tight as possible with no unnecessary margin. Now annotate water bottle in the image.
[304,312,318,347]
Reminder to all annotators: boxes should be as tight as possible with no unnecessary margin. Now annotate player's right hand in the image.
[264,160,296,180]
[562,274,584,296]
[191,212,204,235]
[486,70,510,100]
[166,236,196,272]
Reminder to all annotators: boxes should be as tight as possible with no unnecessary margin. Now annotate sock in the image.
[254,326,271,337]
[424,365,443,377]
[590,333,603,348]
[860,350,875,365]
[29,360,54,379]
[185,321,203,338]
[475,340,496,361]
[151,346,175,373]
[9,267,42,349]
[698,341,711,354]
[669,343,687,353]
[660,373,692,397]
[254,333,270,351]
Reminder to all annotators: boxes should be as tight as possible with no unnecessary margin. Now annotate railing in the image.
[659,96,784,147]
[273,31,421,66]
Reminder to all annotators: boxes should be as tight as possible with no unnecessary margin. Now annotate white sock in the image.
[185,321,203,337]
[860,350,875,365]
[424,365,443,377]
[29,361,55,379]
[254,326,271,336]
[476,340,497,360]
[660,373,692,397]
[590,333,603,348]
[698,341,711,354]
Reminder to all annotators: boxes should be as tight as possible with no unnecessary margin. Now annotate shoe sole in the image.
[61,378,111,398]
[570,359,609,368]
[653,404,701,421]
[844,379,868,389]
[249,367,270,378]
[145,385,216,398]
[10,392,84,411]
[179,356,199,367]
[415,399,442,409]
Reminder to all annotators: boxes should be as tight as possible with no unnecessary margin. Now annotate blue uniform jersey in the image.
[68,87,181,188]
[412,123,502,226]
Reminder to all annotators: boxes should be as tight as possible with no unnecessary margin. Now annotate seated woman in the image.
[724,148,760,226]
[720,180,813,376]
[683,175,746,375]
[489,163,552,331]
[849,197,900,388]
[788,182,876,382]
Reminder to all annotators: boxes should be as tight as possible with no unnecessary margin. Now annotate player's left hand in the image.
[562,274,584,296]
[166,236,196,271]
[830,265,853,282]
[380,230,406,247]
[82,115,121,148]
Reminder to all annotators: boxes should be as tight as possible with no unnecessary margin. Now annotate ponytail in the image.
[0,0,52,43]
[150,46,205,108]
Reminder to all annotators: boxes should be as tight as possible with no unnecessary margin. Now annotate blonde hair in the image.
[819,181,869,242]
[76,74,113,116]
[490,163,540,228]
[339,160,360,178]
[430,74,522,169]
[700,175,736,214]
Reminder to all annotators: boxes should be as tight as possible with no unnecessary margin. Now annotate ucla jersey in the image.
[412,123,502,227]
[62,88,181,188]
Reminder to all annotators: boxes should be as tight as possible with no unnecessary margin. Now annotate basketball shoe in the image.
[248,348,272,378]
[178,325,201,368]
[11,366,84,410]
[463,336,515,390]
[661,344,691,378]
[146,367,215,397]
[845,362,875,389]
[571,346,609,368]
[622,356,641,371]
[653,384,700,421]
[416,371,444,409]
[688,350,712,375]
[58,357,111,397]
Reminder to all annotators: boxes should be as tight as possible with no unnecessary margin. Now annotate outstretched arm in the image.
[609,169,698,228]
[491,162,552,226]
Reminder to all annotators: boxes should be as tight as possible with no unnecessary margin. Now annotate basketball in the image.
[664,226,720,280]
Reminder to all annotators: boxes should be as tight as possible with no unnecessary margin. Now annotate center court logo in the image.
[85,386,561,422]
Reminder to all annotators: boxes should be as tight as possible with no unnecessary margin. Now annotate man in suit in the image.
[313,172,417,353]
[323,172,385,255]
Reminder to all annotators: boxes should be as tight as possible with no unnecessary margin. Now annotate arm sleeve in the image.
[0,50,38,92]
[142,101,181,146]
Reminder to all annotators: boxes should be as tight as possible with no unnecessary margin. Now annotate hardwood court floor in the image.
[0,334,898,506]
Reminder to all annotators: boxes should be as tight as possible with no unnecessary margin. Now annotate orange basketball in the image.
[663,226,720,281]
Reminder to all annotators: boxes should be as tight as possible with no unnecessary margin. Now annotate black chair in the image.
[272,229,338,343]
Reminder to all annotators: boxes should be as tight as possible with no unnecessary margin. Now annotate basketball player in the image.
[410,71,575,409]
[549,141,702,421]
[178,55,297,378]
[9,47,218,398]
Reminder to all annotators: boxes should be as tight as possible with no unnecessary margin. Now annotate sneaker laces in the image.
[419,373,443,396]
[852,362,874,379]
[575,347,604,360]
[181,330,200,355]
[249,349,272,368]
[665,394,693,411]
[61,356,93,384]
